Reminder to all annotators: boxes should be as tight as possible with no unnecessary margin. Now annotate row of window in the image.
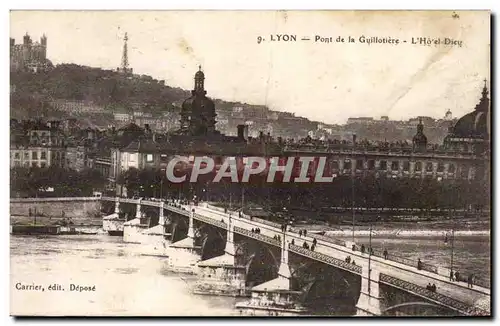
[334,160,457,173]
[12,151,47,160]
[138,153,465,175]
[12,161,47,168]
[11,151,66,160]
[159,155,463,173]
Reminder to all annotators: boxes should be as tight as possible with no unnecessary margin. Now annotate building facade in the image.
[10,120,67,168]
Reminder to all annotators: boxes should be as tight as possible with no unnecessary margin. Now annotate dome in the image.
[450,82,489,139]
[451,110,487,138]
[181,94,215,114]
[195,70,205,80]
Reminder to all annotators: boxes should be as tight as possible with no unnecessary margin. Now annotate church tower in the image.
[178,66,218,136]
[412,117,428,152]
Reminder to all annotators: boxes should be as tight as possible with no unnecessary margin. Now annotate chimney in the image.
[237,124,245,140]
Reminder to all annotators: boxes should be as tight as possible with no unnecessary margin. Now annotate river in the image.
[10,234,490,316]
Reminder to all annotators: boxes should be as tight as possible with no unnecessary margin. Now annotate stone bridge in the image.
[100,196,490,316]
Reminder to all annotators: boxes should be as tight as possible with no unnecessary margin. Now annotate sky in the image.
[10,10,490,125]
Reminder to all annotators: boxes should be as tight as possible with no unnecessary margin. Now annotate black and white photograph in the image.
[8,10,491,317]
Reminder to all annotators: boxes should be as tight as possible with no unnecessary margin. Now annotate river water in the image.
[10,234,490,316]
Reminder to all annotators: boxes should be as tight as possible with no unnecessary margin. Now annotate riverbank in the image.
[10,215,104,235]
[298,218,490,239]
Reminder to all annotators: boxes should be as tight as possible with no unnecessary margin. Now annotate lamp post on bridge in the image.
[351,133,356,244]
[368,223,373,294]
[448,209,455,279]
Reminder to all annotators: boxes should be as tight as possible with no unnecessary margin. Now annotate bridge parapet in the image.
[165,205,190,216]
[234,226,280,247]
[249,216,282,229]
[193,213,227,229]
[101,197,140,205]
[142,200,163,208]
[379,274,488,316]
[289,244,362,274]
[308,233,347,247]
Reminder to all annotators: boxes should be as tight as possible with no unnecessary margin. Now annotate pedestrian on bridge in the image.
[455,271,460,282]
[299,230,302,237]
[313,238,317,246]
[383,249,388,259]
[311,244,316,251]
[417,258,422,270]
[450,270,454,281]
[291,239,295,245]
[467,274,474,288]
[361,244,366,254]
[303,229,307,237]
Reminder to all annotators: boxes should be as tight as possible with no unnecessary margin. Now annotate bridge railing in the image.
[142,200,162,208]
[379,274,488,316]
[289,244,362,274]
[165,205,189,216]
[308,233,347,247]
[234,226,280,247]
[250,216,282,229]
[473,277,490,289]
[193,213,227,230]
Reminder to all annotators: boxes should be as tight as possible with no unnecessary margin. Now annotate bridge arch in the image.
[238,241,280,288]
[170,218,188,242]
[198,225,226,260]
[383,302,455,316]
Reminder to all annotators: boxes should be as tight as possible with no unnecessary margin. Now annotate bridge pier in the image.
[356,264,383,316]
[141,203,167,242]
[194,216,247,296]
[123,200,149,243]
[236,236,307,316]
[102,197,124,236]
[167,208,201,274]
[137,202,174,257]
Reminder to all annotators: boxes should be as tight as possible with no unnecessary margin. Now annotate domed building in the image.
[444,80,490,154]
[178,66,219,136]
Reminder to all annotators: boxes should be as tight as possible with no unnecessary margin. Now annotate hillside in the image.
[9,64,452,143]
[10,64,284,121]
